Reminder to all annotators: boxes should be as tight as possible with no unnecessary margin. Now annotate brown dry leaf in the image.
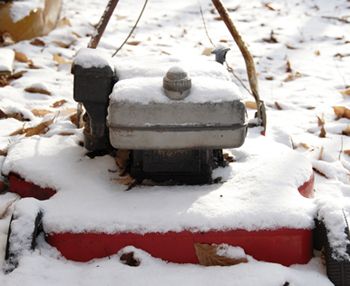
[265,75,274,80]
[120,252,140,266]
[317,115,325,127]
[58,132,75,136]
[127,40,141,46]
[298,143,310,149]
[57,17,71,28]
[116,175,135,186]
[24,119,54,137]
[27,61,40,69]
[69,113,79,127]
[314,50,321,56]
[11,70,27,80]
[202,47,213,56]
[30,38,45,46]
[0,109,6,119]
[223,153,235,163]
[344,150,350,156]
[340,88,350,96]
[10,118,54,137]
[274,102,282,110]
[214,16,222,21]
[313,167,328,178]
[342,126,350,136]
[263,30,278,43]
[25,86,51,96]
[285,43,298,50]
[263,2,279,11]
[319,126,326,138]
[333,106,350,119]
[284,72,302,82]
[115,149,130,173]
[14,51,29,63]
[31,109,52,117]
[7,112,25,121]
[194,243,248,266]
[0,76,9,87]
[0,149,7,156]
[53,54,71,65]
[286,60,292,73]
[245,101,257,109]
[51,99,67,108]
[0,32,15,47]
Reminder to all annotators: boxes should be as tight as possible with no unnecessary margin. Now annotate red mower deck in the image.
[3,134,316,266]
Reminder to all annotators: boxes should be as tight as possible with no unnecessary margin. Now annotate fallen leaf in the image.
[263,30,278,43]
[298,143,310,149]
[214,16,223,21]
[342,126,350,136]
[24,119,54,137]
[202,47,213,56]
[25,86,51,96]
[10,70,27,80]
[245,101,257,109]
[265,75,274,80]
[194,243,248,266]
[53,54,71,65]
[333,106,350,119]
[56,17,71,28]
[286,60,292,73]
[340,88,350,96]
[10,118,54,137]
[120,252,140,266]
[0,32,15,47]
[30,38,45,46]
[274,102,282,110]
[319,126,326,138]
[344,150,350,156]
[263,2,279,11]
[317,115,325,127]
[0,109,6,119]
[223,153,235,163]
[14,51,29,63]
[313,167,328,178]
[285,43,298,50]
[115,150,130,174]
[116,175,135,186]
[58,132,75,136]
[31,109,52,117]
[284,72,302,82]
[69,113,79,127]
[126,40,141,46]
[51,99,67,108]
[314,50,321,56]
[0,149,7,156]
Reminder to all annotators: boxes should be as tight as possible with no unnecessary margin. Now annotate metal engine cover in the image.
[108,75,247,150]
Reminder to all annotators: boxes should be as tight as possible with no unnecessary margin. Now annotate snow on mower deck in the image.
[2,131,315,266]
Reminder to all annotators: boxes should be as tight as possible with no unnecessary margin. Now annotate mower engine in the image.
[72,49,247,184]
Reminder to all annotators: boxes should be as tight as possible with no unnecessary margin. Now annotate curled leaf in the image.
[51,99,67,108]
[333,106,350,119]
[194,243,248,266]
[31,109,52,117]
[25,86,51,96]
[15,51,29,63]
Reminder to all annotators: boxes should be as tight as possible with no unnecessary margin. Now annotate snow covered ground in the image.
[0,0,350,285]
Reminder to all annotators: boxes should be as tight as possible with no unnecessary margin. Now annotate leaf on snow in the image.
[25,86,51,96]
[53,54,71,65]
[31,109,52,117]
[244,101,257,109]
[30,38,45,46]
[51,99,67,108]
[342,126,350,136]
[340,88,350,96]
[333,106,350,119]
[10,118,54,137]
[14,51,29,63]
[194,243,248,266]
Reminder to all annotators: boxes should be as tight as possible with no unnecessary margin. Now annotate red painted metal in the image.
[298,173,314,198]
[8,172,56,200]
[47,228,312,266]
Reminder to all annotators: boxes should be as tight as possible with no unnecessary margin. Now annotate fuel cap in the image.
[163,66,191,100]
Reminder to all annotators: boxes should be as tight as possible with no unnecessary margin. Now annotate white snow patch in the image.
[0,49,14,74]
[73,48,114,69]
[216,244,246,260]
[111,76,242,104]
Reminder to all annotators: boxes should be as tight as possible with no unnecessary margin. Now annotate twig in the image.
[321,16,350,24]
[211,0,267,134]
[339,136,344,160]
[112,0,149,57]
[88,0,120,48]
[225,63,252,95]
[198,1,215,47]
